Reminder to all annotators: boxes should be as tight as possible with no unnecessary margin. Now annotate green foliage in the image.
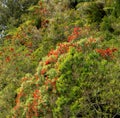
[112,0,120,18]
[0,40,36,117]
[0,0,120,118]
[84,1,106,24]
[0,0,39,31]
[68,0,92,8]
[12,29,120,117]
[100,16,114,32]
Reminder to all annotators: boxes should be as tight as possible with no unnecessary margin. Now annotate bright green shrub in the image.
[55,47,119,117]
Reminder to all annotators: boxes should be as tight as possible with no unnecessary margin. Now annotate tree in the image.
[0,0,39,32]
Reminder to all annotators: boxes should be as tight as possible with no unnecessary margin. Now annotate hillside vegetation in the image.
[0,0,120,118]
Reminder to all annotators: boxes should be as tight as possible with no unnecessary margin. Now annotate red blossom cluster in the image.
[14,90,23,112]
[48,50,59,57]
[45,43,81,66]
[42,27,81,66]
[26,103,38,118]
[13,27,82,117]
[26,89,41,117]
[45,56,57,65]
[33,89,40,99]
[96,48,118,58]
[68,27,81,42]
[41,68,47,75]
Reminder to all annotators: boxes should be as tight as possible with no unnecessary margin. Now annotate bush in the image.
[12,27,120,118]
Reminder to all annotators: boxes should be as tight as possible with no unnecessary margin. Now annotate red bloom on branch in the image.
[96,48,118,58]
[68,27,81,42]
[45,56,58,65]
[68,35,77,42]
[33,89,40,99]
[14,90,23,111]
[48,50,59,57]
[73,27,81,35]
[41,68,46,75]
[45,60,50,65]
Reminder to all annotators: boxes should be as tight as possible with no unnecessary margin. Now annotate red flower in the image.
[73,27,81,35]
[45,56,58,65]
[45,60,50,65]
[68,34,77,42]
[67,27,81,42]
[96,48,118,58]
[14,90,23,111]
[41,68,46,75]
[33,89,40,99]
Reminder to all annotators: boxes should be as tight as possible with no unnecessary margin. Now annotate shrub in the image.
[12,27,120,118]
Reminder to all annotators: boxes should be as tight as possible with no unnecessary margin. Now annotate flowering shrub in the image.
[12,26,120,118]
[0,0,120,118]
